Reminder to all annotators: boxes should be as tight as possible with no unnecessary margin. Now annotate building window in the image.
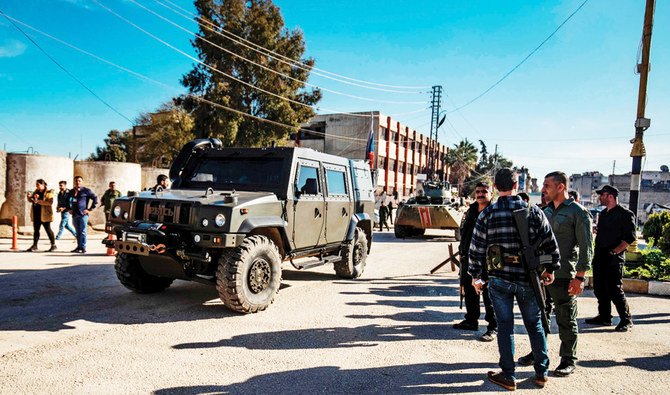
[389,131,397,143]
[380,126,388,141]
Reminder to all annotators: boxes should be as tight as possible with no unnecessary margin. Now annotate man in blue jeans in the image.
[55,181,77,240]
[469,168,560,391]
[67,176,98,253]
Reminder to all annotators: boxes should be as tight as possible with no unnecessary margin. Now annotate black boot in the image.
[25,244,38,252]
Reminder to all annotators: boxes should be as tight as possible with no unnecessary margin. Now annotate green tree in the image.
[459,141,514,196]
[89,130,130,162]
[179,0,321,147]
[133,103,196,167]
[642,211,670,243]
[447,139,479,196]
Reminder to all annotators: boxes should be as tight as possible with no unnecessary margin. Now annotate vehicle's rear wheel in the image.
[114,253,174,293]
[216,235,282,314]
[335,228,368,279]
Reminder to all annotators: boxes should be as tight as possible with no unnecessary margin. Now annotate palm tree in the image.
[447,139,478,196]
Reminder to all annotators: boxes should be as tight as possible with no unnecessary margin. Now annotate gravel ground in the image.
[0,231,669,394]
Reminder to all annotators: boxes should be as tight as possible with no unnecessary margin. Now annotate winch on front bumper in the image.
[103,221,245,259]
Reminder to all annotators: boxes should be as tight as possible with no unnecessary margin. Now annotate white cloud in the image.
[0,39,26,58]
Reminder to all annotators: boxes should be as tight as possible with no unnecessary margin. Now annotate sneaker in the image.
[71,248,82,253]
[554,361,576,377]
[534,375,548,388]
[517,352,534,366]
[585,316,612,326]
[453,320,478,331]
[479,329,497,342]
[615,320,633,332]
[47,245,58,252]
[25,245,38,252]
[487,371,516,391]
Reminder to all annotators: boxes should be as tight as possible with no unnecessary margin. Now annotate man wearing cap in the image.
[587,185,635,332]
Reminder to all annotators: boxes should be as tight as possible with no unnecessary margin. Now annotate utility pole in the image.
[629,0,655,220]
[428,85,443,179]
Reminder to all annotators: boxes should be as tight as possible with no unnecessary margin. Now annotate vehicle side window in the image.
[326,169,347,196]
[297,165,320,195]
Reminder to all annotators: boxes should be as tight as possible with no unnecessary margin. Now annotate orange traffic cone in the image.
[106,233,117,256]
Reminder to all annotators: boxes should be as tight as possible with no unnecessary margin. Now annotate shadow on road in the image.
[174,323,463,350]
[0,263,232,332]
[578,352,670,372]
[152,362,512,394]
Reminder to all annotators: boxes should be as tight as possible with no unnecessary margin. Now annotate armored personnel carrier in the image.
[105,139,375,313]
[394,180,464,240]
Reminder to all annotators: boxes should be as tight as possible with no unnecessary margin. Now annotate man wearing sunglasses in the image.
[454,181,497,342]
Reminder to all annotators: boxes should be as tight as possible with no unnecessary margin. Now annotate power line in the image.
[129,0,428,105]
[0,9,133,124]
[155,0,430,93]
[1,13,369,144]
[92,0,423,119]
[447,0,590,113]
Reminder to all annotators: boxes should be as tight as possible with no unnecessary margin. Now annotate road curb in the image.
[585,275,670,297]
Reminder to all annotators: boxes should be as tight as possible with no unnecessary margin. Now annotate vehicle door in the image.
[292,159,326,249]
[323,163,353,244]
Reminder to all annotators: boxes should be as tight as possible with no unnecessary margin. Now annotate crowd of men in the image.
[25,174,169,254]
[454,168,636,391]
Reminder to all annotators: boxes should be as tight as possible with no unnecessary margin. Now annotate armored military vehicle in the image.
[105,139,375,313]
[393,180,464,240]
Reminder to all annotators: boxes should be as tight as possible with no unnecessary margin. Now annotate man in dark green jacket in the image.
[518,171,593,377]
[101,181,121,220]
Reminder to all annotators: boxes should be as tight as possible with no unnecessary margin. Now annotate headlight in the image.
[194,234,201,243]
[215,214,226,227]
[201,218,209,227]
[122,212,128,220]
[113,205,121,218]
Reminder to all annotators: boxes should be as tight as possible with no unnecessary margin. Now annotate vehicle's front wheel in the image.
[394,225,409,239]
[216,235,282,314]
[334,228,368,279]
[114,253,174,293]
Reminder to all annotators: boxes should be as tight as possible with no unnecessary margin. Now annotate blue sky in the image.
[0,0,668,180]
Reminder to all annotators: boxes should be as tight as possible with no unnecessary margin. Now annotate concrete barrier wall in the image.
[0,151,6,221]
[0,154,74,227]
[141,167,170,191]
[74,161,141,225]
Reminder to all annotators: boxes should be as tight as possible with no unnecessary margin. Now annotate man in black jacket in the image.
[453,181,497,342]
[586,185,635,332]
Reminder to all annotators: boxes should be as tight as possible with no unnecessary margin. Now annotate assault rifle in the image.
[512,207,551,334]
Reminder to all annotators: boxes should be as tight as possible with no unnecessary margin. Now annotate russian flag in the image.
[365,115,375,169]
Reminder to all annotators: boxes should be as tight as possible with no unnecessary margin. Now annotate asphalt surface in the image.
[0,231,669,394]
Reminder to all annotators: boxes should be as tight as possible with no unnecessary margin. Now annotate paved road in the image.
[1,232,669,394]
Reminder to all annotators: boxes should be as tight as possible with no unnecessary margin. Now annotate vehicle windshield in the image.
[180,157,284,189]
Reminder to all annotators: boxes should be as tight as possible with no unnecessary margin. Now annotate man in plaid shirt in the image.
[469,168,560,391]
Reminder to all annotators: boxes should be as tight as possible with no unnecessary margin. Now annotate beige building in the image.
[298,112,449,195]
